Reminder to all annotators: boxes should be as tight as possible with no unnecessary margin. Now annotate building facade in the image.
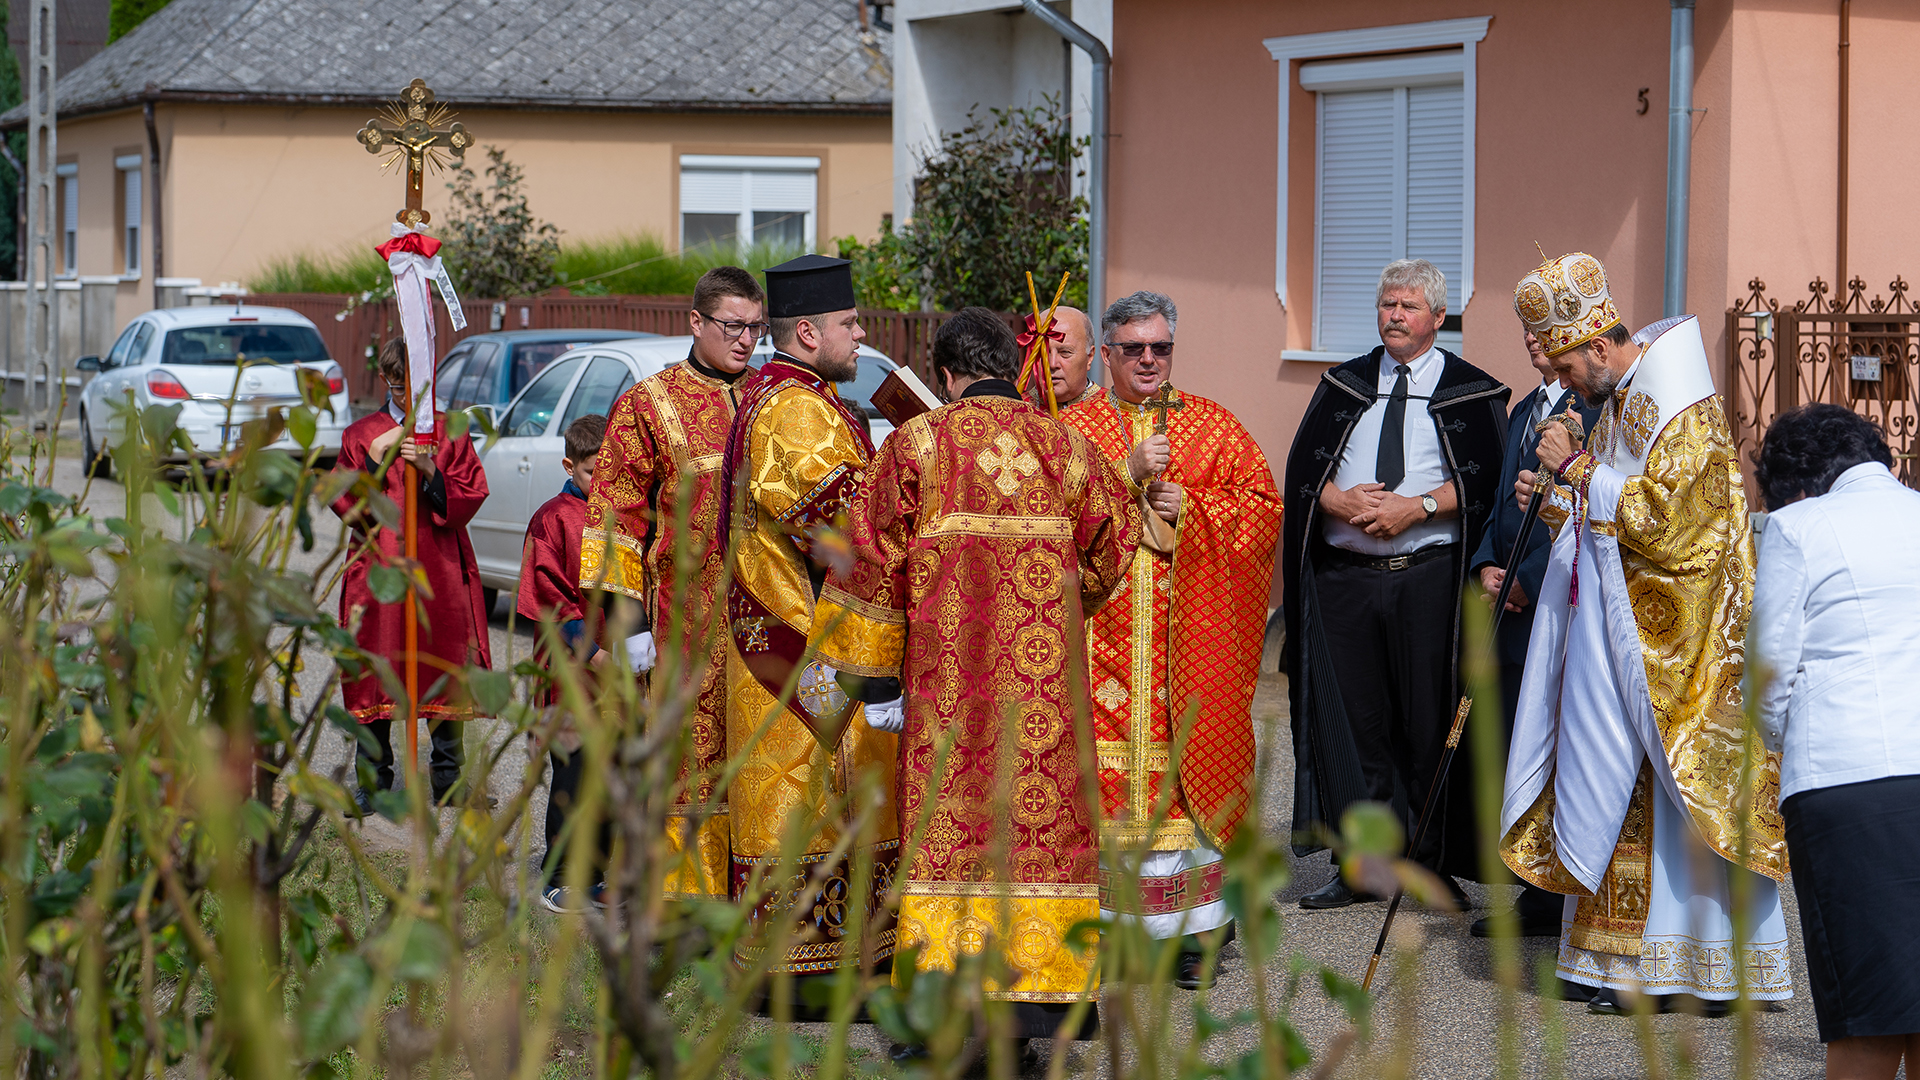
[899,0,1920,487]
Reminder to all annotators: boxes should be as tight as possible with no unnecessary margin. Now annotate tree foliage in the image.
[897,97,1088,314]
[108,0,172,43]
[834,218,919,312]
[441,145,561,300]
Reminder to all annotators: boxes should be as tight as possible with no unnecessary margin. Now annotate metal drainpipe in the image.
[1663,0,1695,319]
[1020,0,1108,382]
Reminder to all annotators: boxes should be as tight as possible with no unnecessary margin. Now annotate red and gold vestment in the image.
[812,388,1138,1003]
[719,356,899,975]
[1061,387,1282,923]
[582,359,741,901]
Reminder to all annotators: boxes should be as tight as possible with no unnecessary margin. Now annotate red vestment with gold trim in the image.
[581,359,741,901]
[1061,387,1281,925]
[813,390,1138,1006]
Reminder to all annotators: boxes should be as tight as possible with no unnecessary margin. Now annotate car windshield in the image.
[508,342,596,396]
[161,324,328,366]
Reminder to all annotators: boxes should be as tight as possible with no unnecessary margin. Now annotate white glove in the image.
[864,696,906,733]
[627,631,656,674]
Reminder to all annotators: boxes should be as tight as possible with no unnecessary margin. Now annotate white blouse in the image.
[1753,462,1920,801]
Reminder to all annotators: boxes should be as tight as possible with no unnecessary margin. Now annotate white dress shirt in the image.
[1753,462,1920,801]
[1323,345,1457,555]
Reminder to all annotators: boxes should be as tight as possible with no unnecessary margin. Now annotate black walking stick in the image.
[1358,416,1569,993]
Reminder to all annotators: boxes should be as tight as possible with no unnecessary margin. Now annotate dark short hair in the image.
[769,314,807,350]
[932,307,1019,382]
[693,266,765,315]
[1752,403,1893,511]
[564,413,607,463]
[377,337,409,385]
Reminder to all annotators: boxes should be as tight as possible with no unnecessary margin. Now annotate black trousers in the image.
[543,747,610,885]
[1315,551,1457,870]
[356,716,465,798]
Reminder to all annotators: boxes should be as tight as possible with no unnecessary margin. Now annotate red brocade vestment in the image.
[331,410,492,723]
[812,390,1138,1002]
[582,360,741,901]
[1060,387,1282,851]
[517,483,589,708]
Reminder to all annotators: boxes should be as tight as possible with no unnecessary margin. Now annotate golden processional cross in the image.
[356,78,473,226]
[351,78,474,795]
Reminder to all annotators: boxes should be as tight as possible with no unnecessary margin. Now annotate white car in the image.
[469,335,901,607]
[77,305,351,476]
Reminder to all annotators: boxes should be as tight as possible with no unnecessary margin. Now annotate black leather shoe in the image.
[889,1042,929,1065]
[1174,951,1215,990]
[1587,986,1641,1015]
[1298,877,1381,909]
[1554,978,1597,1003]
[352,785,375,817]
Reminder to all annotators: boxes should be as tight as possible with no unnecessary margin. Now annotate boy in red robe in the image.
[516,414,611,912]
[332,338,492,810]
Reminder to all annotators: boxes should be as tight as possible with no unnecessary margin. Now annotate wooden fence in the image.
[241,290,970,407]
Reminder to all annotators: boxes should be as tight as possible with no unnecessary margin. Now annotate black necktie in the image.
[1376,364,1411,491]
[1523,388,1550,457]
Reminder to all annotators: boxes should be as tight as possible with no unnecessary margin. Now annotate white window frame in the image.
[56,163,77,278]
[1264,16,1490,362]
[678,154,821,255]
[116,153,142,279]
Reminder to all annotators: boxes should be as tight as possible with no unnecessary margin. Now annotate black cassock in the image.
[1281,346,1509,879]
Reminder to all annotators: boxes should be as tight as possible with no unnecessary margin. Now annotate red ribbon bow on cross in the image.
[375,230,443,260]
[1016,311,1065,353]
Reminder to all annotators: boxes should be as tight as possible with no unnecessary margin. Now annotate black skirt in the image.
[1784,773,1920,1042]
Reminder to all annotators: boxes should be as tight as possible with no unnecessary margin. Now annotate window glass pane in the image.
[508,342,575,395]
[502,354,582,437]
[752,210,805,251]
[682,213,738,251]
[434,347,470,410]
[130,324,155,363]
[105,323,140,368]
[560,356,632,428]
[161,324,328,366]
[450,342,501,409]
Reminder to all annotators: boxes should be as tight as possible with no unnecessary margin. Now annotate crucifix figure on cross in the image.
[356,78,474,227]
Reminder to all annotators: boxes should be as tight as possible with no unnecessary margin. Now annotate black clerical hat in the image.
[764,254,857,318]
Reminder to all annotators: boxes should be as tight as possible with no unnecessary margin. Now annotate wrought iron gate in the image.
[1726,276,1919,490]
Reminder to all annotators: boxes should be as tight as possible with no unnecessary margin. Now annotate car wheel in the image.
[482,587,500,619]
[81,412,112,480]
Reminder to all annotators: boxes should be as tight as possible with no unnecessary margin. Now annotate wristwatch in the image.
[1421,494,1438,522]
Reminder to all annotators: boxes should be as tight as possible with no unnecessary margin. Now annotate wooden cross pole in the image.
[354,79,472,788]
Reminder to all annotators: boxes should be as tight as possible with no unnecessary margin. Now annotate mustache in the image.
[1386,320,1410,333]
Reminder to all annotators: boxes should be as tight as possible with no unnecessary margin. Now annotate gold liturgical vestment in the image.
[719,356,899,975]
[1499,316,1790,999]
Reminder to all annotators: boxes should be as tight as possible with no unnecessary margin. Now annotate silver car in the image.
[470,335,901,609]
[76,305,351,476]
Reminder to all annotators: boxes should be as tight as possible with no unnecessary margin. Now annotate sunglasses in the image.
[1105,341,1174,359]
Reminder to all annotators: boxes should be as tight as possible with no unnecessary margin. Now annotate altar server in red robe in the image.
[812,307,1138,1046]
[333,338,492,809]
[518,413,610,911]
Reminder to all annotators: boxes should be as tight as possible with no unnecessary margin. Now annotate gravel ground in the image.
[40,435,1835,1078]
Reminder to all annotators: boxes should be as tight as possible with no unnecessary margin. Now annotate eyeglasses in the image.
[699,313,770,340]
[1104,341,1174,359]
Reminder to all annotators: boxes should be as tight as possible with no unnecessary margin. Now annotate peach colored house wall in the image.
[53,103,893,329]
[1104,0,1917,484]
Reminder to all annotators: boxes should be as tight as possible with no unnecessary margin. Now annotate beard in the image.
[813,344,859,382]
[1579,362,1621,408]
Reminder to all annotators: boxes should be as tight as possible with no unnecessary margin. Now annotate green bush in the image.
[897,97,1089,314]
[836,221,920,313]
[441,146,563,300]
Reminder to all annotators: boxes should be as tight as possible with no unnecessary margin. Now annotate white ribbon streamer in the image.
[384,222,468,436]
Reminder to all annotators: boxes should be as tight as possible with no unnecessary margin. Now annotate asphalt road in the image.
[39,436,1831,1078]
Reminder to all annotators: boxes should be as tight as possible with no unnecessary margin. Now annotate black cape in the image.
[1280,346,1509,877]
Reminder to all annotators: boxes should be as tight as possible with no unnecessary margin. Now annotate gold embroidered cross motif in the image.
[977,432,1039,496]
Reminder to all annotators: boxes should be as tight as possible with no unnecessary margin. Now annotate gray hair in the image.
[1376,259,1448,313]
[1101,290,1178,341]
